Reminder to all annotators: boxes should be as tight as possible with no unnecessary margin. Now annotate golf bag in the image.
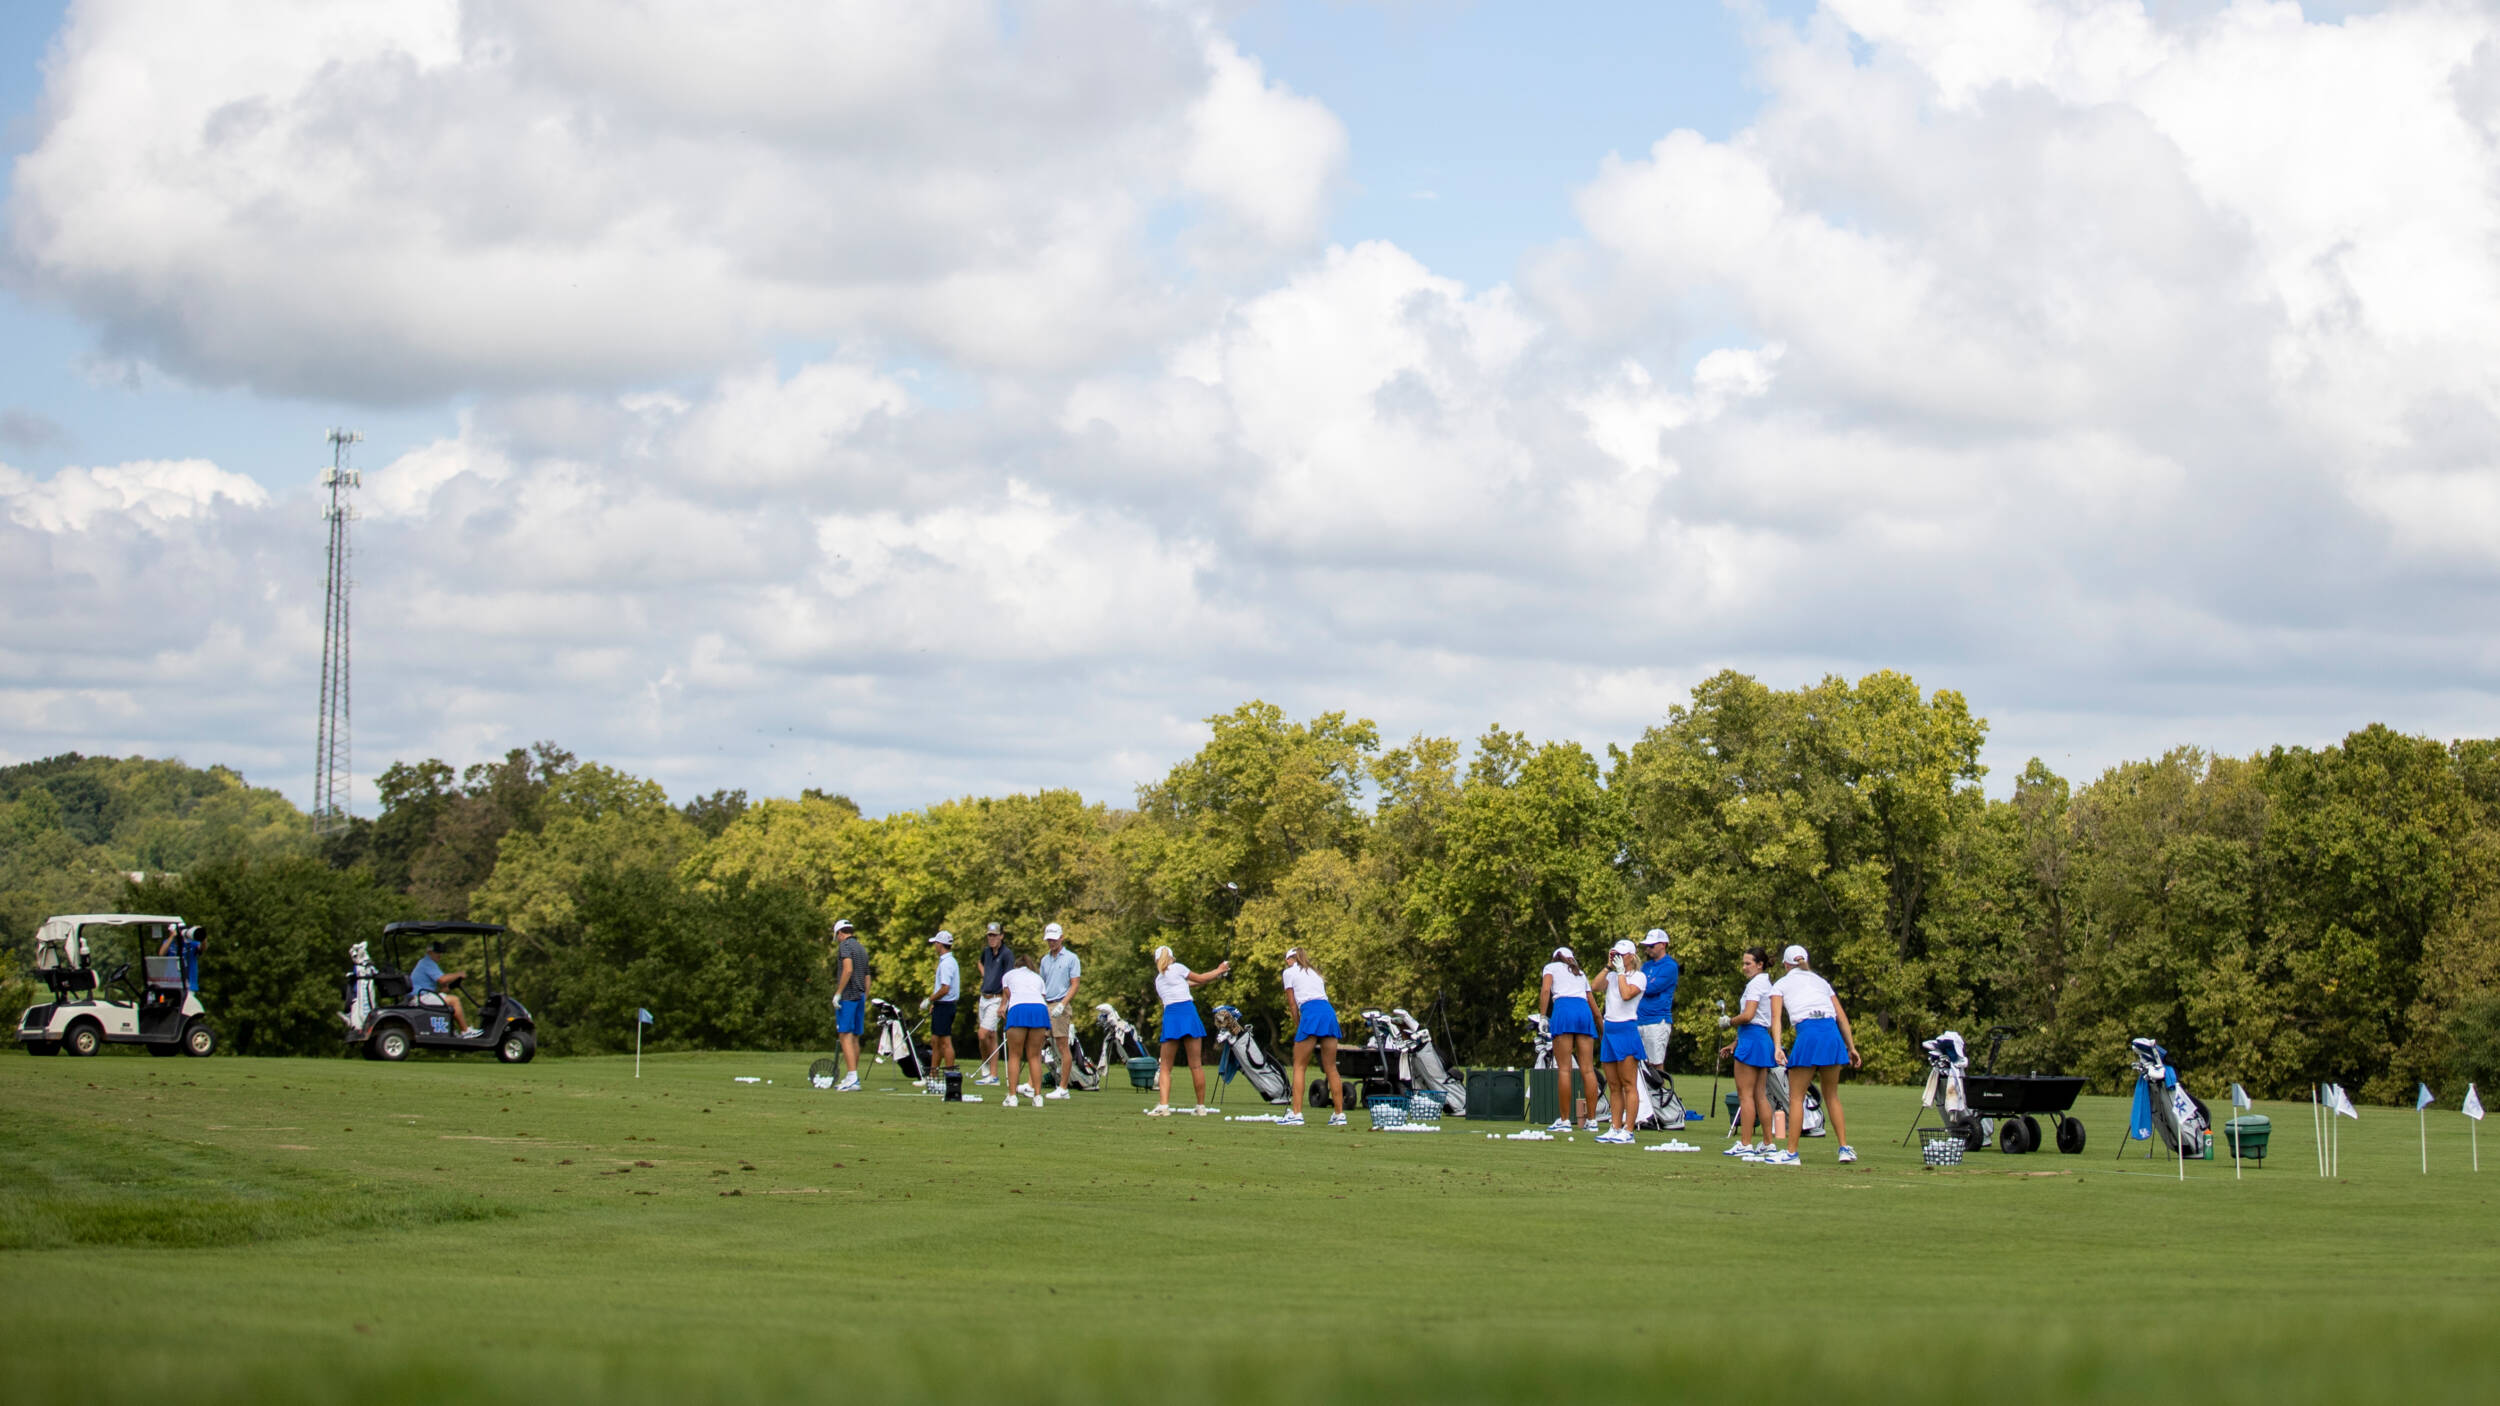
[1386,1008,1468,1116]
[1044,1011,1101,1092]
[1526,1013,1555,1069]
[1918,1031,1985,1148]
[2126,1037,2210,1156]
[1758,1066,1827,1138]
[870,999,931,1080]
[340,941,378,1032]
[1212,1004,1292,1104]
[1596,1064,1689,1130]
[1094,1004,1149,1066]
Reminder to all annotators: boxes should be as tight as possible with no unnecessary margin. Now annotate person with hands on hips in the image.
[1595,939,1648,1144]
[1540,947,1602,1133]
[1765,944,1860,1165]
[1038,924,1082,1100]
[1636,928,1679,1072]
[830,920,871,1092]
[925,931,959,1083]
[1147,946,1231,1116]
[1719,947,1777,1160]
[1279,946,1346,1127]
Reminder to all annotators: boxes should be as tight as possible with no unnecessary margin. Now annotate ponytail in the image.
[1154,946,1174,974]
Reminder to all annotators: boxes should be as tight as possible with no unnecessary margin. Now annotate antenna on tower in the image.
[313,428,362,837]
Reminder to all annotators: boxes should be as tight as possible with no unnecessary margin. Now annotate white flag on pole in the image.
[2466,1084,2486,1122]
[2230,1083,2251,1110]
[2331,1084,2359,1119]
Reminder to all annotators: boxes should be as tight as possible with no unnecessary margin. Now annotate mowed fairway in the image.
[4,1050,2495,1405]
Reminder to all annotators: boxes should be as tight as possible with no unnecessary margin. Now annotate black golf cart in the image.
[340,920,536,1063]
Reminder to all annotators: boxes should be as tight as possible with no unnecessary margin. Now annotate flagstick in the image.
[2313,1086,2324,1178]
[2420,1104,2427,1175]
[636,1018,643,1079]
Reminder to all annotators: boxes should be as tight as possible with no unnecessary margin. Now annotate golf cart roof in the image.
[382,921,508,937]
[44,914,185,927]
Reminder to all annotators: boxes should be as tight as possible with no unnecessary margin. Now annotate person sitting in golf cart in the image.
[409,941,480,1038]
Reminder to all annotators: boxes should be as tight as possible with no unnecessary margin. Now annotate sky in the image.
[4,0,2495,819]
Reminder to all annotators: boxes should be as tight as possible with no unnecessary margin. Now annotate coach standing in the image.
[975,922,1015,1086]
[1039,923,1082,1100]
[926,931,960,1081]
[831,919,872,1092]
[1637,929,1679,1075]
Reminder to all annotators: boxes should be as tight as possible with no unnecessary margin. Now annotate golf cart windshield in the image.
[34,914,184,971]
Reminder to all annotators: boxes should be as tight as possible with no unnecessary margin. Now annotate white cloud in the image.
[10,0,1348,397]
[2,458,269,533]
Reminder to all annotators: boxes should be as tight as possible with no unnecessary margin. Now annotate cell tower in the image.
[313,428,362,836]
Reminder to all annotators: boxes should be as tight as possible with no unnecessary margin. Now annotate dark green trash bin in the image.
[1528,1067,1560,1125]
[1465,1067,1527,1121]
[2223,1115,2270,1163]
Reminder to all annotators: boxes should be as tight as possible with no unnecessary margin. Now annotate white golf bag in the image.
[1212,1004,1292,1104]
[1762,1066,1827,1137]
[340,942,378,1032]
[2127,1037,2210,1155]
[1043,1009,1101,1092]
[1386,1008,1467,1116]
[1094,1004,1149,1066]
[1526,1013,1555,1069]
[1595,1063,1689,1130]
[871,999,930,1079]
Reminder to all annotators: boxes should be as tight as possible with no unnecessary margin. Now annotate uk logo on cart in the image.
[429,1016,450,1034]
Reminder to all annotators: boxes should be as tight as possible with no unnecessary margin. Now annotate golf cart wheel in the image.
[496,1029,537,1064]
[147,1040,180,1057]
[1998,1117,2034,1155]
[181,1020,217,1058]
[2020,1115,2042,1151]
[63,1020,103,1057]
[2056,1117,2086,1155]
[370,1023,413,1062]
[24,1040,58,1056]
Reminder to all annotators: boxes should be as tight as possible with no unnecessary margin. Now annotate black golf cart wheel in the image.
[371,1023,413,1062]
[496,1029,536,1064]
[2056,1116,2086,1154]
[63,1020,103,1057]
[147,1040,180,1057]
[2020,1115,2042,1151]
[25,1040,58,1056]
[1960,1119,1988,1152]
[1998,1116,2034,1155]
[182,1020,217,1058]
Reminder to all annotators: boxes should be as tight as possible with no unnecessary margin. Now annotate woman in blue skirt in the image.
[1280,947,1345,1127]
[1540,947,1602,1132]
[1766,945,1859,1165]
[1718,947,1777,1159]
[997,954,1053,1109]
[1148,946,1231,1116]
[1595,939,1648,1145]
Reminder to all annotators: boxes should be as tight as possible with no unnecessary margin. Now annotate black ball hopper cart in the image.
[1905,1026,2086,1155]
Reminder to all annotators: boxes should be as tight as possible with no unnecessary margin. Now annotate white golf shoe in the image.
[1002,1094,1020,1108]
[1046,1089,1070,1101]
[835,1073,861,1092]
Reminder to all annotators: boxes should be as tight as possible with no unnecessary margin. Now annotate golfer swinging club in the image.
[1766,944,1859,1165]
[1147,945,1231,1116]
[1540,947,1602,1133]
[1280,946,1346,1127]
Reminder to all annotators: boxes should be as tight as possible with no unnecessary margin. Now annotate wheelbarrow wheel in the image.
[2056,1116,2086,1154]
[1999,1116,2034,1155]
[2020,1115,2042,1151]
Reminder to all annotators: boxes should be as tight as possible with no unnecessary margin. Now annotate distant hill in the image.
[0,752,310,946]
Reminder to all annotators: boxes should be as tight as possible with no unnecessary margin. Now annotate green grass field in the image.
[4,1048,2494,1405]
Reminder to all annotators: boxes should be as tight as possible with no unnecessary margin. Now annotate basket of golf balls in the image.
[1922,1134,1964,1167]
[1366,1096,1409,1129]
[1407,1091,1446,1124]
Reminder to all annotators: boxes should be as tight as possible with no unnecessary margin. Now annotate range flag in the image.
[2418,1083,2435,1110]
[635,1007,653,1078]
[2468,1084,2485,1173]
[2231,1083,2251,1109]
[2229,1084,2251,1179]
[638,1008,654,1025]
[2419,1083,2435,1174]
[2330,1084,2358,1119]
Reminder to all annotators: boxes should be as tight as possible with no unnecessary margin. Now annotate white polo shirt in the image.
[1773,969,1837,1021]
[1154,963,1195,1008]
[1283,964,1329,1005]
[1602,968,1646,1023]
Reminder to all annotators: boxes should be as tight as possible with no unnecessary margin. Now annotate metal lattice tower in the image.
[313,428,362,836]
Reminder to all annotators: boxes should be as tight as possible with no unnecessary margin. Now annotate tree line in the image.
[8,670,2498,1102]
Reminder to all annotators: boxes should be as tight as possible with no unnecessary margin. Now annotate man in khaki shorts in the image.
[1037,923,1082,1098]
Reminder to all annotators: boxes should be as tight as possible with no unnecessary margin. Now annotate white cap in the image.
[1643,928,1670,946]
[1782,944,1809,967]
[1609,939,1637,956]
[1284,946,1303,960]
[929,931,953,946]
[986,922,1002,934]
[832,918,855,934]
[1044,923,1064,941]
[1552,946,1574,961]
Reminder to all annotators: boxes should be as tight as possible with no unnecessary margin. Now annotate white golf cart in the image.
[17,913,217,1057]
